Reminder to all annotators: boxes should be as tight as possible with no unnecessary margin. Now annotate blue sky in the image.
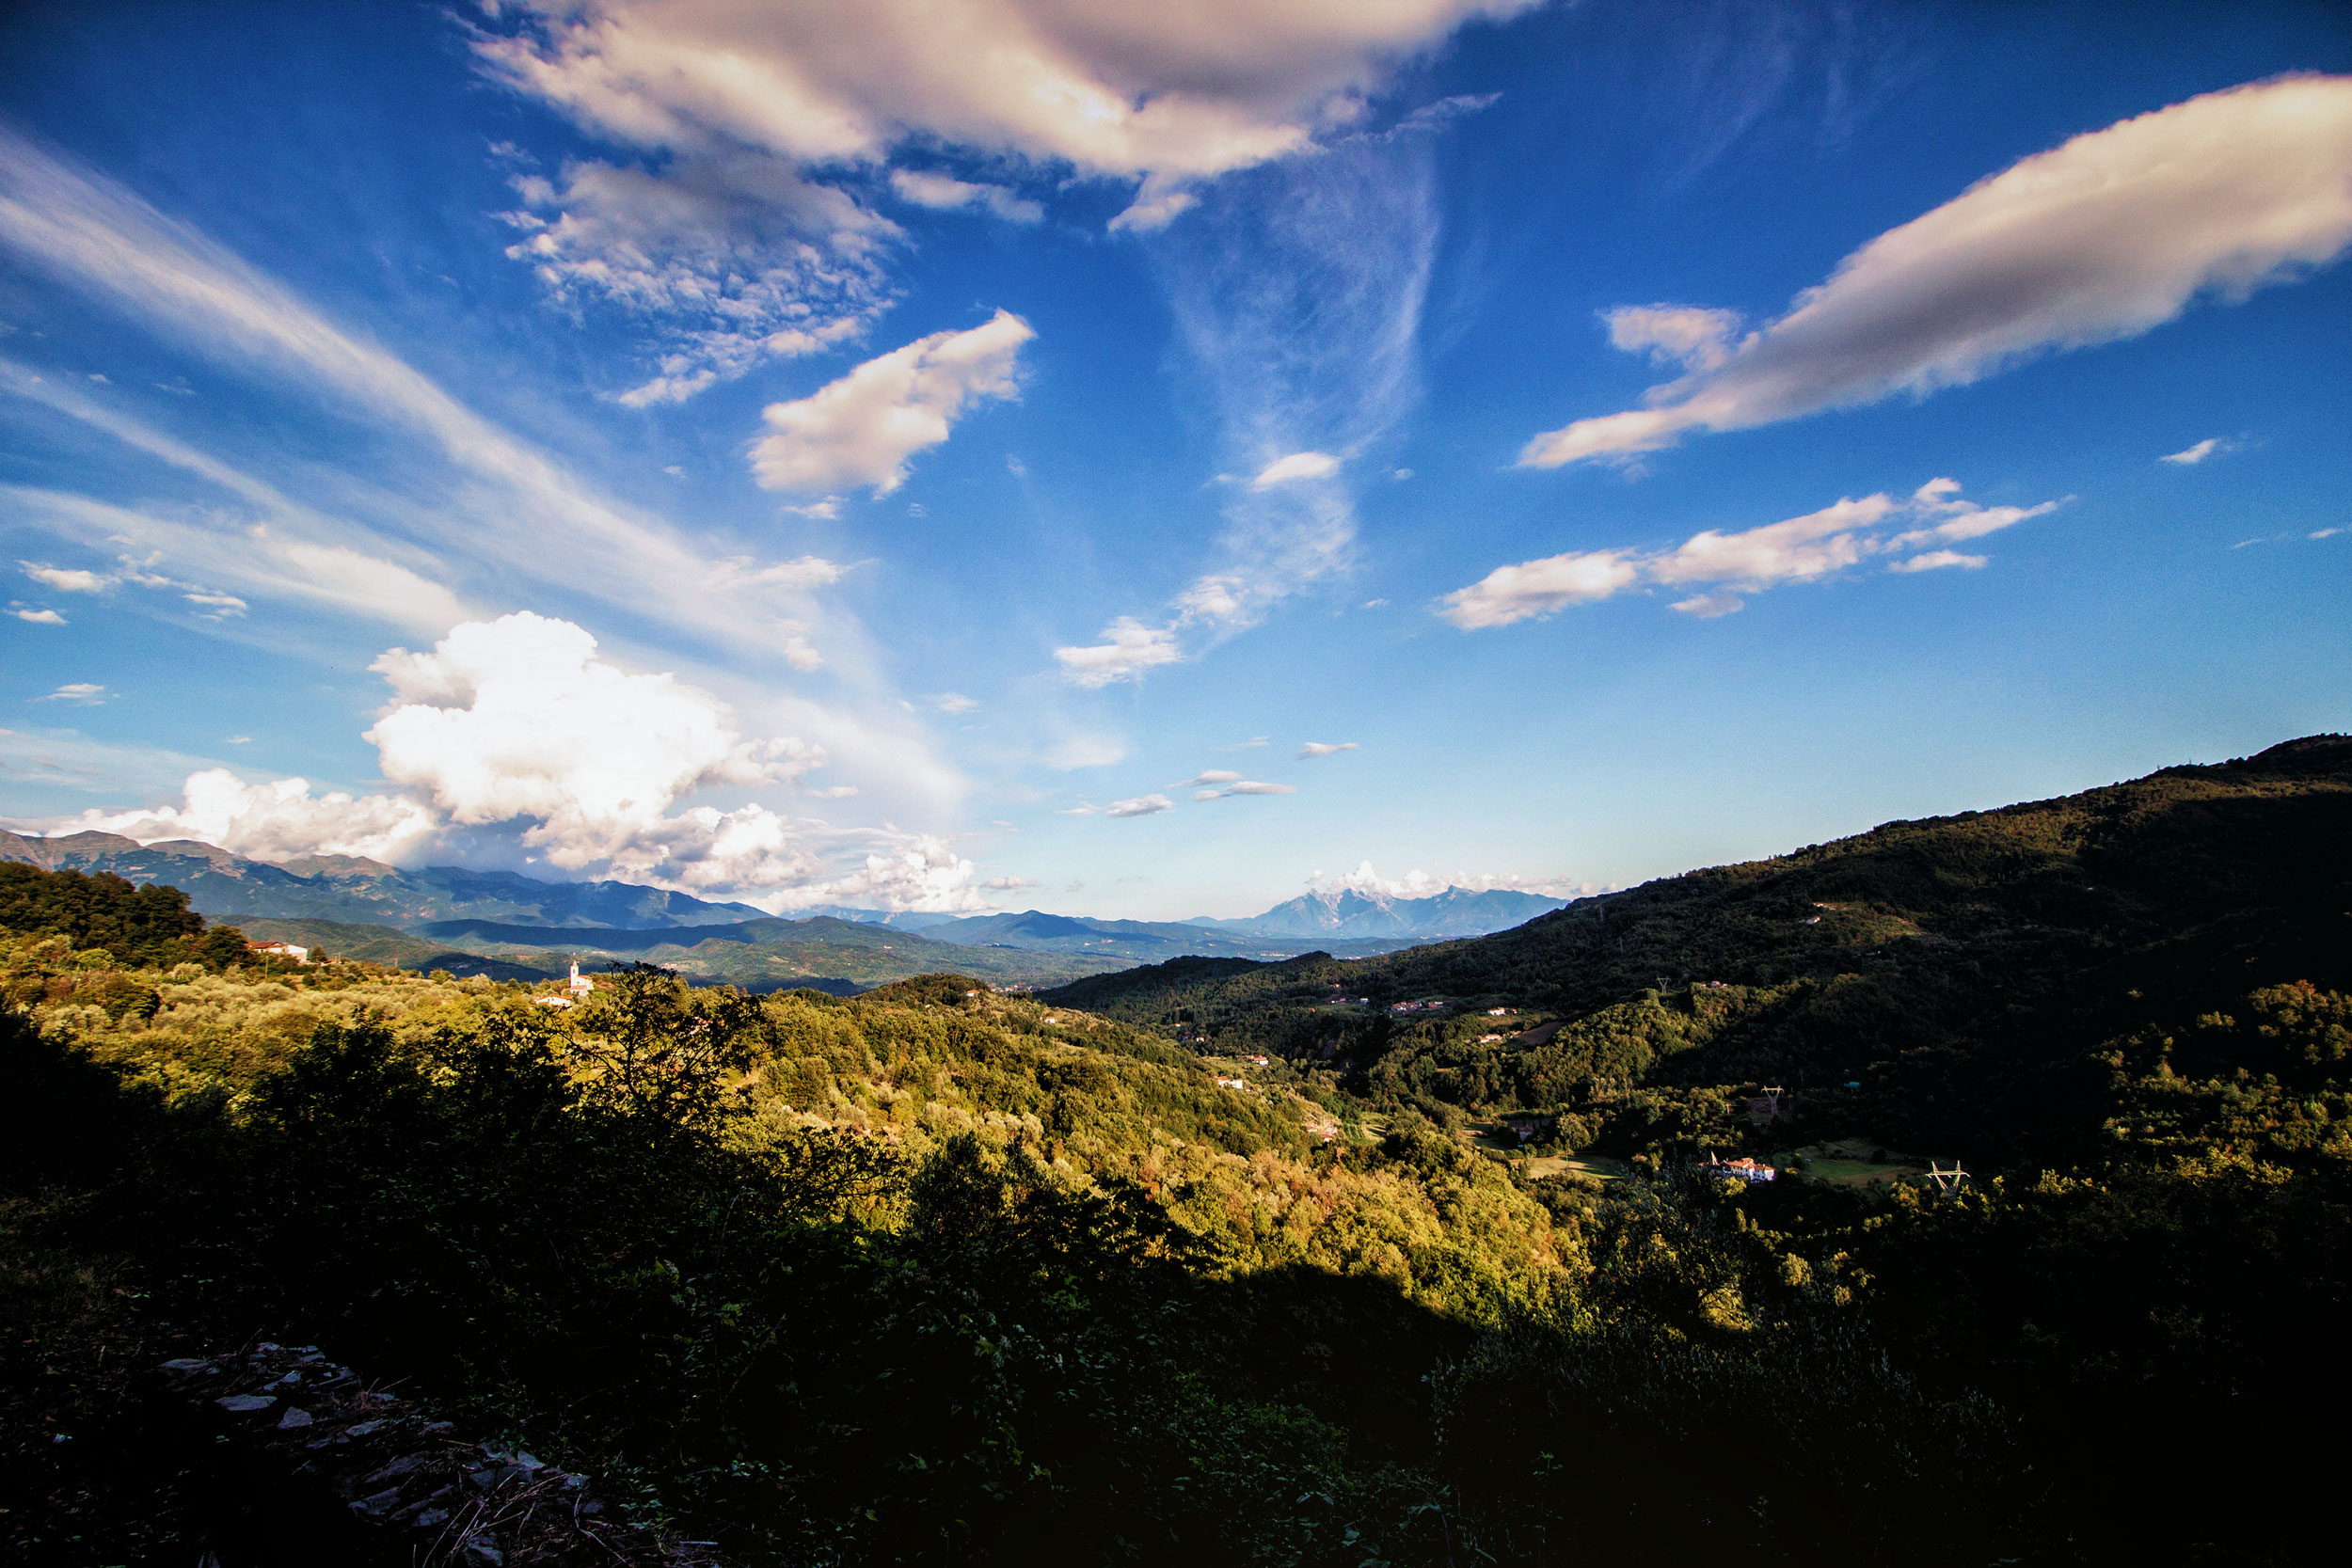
[1,1,2347,919]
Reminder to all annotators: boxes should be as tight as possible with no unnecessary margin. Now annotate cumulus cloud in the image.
[14,608,65,625]
[21,562,106,593]
[363,612,824,875]
[890,169,1042,224]
[1522,75,2352,468]
[1104,793,1174,817]
[1437,549,1642,629]
[1054,617,1183,688]
[751,309,1031,495]
[983,874,1040,891]
[33,683,108,705]
[63,769,439,864]
[1298,740,1358,758]
[36,610,989,911]
[1602,304,1743,372]
[1442,479,2059,626]
[475,1,1535,230]
[1250,450,1341,488]
[501,153,895,404]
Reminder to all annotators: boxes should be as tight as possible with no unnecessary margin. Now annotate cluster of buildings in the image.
[531,962,600,1009]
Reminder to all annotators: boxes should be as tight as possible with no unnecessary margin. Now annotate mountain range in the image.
[0,830,1565,989]
[1184,884,1568,939]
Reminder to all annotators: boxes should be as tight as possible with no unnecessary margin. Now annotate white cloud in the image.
[1437,549,1642,629]
[2,488,469,639]
[32,610,985,911]
[476,0,1536,229]
[751,309,1032,495]
[927,692,980,714]
[1198,780,1295,800]
[13,609,65,625]
[363,612,825,873]
[1228,736,1270,749]
[1148,128,1439,634]
[33,683,108,705]
[1104,793,1174,817]
[1886,549,1987,573]
[1522,75,2352,468]
[1601,304,1743,372]
[982,874,1040,891]
[1650,495,1895,586]
[63,769,440,864]
[21,562,106,593]
[1250,450,1341,488]
[2160,437,2229,465]
[1054,616,1183,687]
[1297,740,1358,758]
[0,132,853,660]
[1174,769,1244,787]
[1442,479,2059,626]
[501,153,895,404]
[705,554,849,591]
[889,169,1043,224]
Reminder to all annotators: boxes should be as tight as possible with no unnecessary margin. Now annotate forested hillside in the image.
[1050,734,2352,1165]
[3,737,2347,1565]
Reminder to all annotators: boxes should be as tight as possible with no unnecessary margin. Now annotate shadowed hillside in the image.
[1049,735,2352,1165]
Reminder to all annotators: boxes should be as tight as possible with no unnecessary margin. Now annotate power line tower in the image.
[1925,1161,1969,1197]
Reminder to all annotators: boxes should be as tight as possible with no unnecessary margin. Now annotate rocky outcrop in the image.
[156,1342,721,1566]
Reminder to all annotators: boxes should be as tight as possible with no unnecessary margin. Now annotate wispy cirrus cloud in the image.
[1104,793,1174,817]
[1441,479,2060,627]
[0,129,869,665]
[1521,75,2352,469]
[1194,780,1295,800]
[1063,118,1457,686]
[1298,740,1358,758]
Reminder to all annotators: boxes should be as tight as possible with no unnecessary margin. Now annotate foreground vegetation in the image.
[6,736,2351,1563]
